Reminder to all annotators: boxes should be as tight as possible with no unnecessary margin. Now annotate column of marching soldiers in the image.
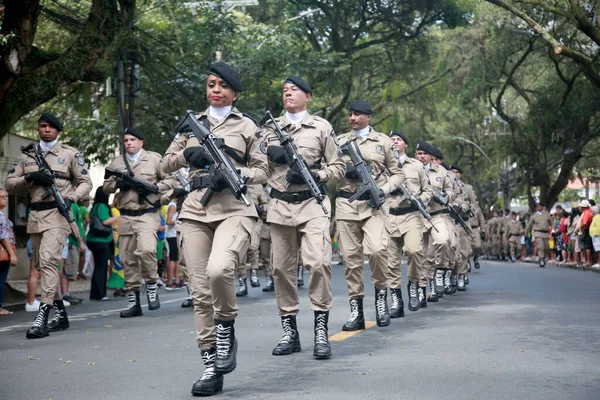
[6,62,489,397]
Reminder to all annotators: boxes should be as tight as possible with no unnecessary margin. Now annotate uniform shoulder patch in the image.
[74,152,85,166]
[259,141,267,155]
[13,155,22,165]
[255,130,263,139]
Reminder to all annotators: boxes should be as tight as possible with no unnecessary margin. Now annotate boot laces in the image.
[375,291,387,316]
[418,287,425,301]
[32,306,47,327]
[390,290,400,309]
[279,317,294,345]
[409,282,418,298]
[314,314,328,345]
[430,280,437,295]
[251,270,258,282]
[444,271,451,287]
[49,306,62,324]
[127,293,137,309]
[238,278,246,288]
[215,323,232,357]
[435,270,444,286]
[200,350,218,380]
[348,299,360,321]
[147,284,158,302]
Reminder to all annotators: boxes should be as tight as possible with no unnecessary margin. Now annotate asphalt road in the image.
[1,260,599,400]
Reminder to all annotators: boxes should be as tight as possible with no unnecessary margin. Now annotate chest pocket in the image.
[222,136,247,166]
[295,134,321,166]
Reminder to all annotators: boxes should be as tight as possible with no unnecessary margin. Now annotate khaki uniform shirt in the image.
[162,108,268,223]
[425,163,454,214]
[528,211,552,239]
[507,219,522,237]
[335,129,404,221]
[5,142,92,234]
[471,205,486,228]
[262,112,345,226]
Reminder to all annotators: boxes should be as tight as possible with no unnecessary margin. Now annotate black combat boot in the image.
[435,269,444,299]
[464,274,470,285]
[444,270,453,295]
[428,280,438,302]
[214,319,237,374]
[419,286,427,308]
[313,311,331,359]
[458,274,466,291]
[474,256,480,269]
[342,298,365,331]
[262,275,274,292]
[120,291,143,318]
[375,288,391,327]
[26,302,51,339]
[146,282,160,310]
[272,315,301,355]
[191,347,223,397]
[182,284,193,308]
[297,265,304,287]
[407,281,420,311]
[389,288,405,318]
[235,278,247,297]
[250,269,260,288]
[451,273,458,293]
[47,299,69,332]
[539,258,545,268]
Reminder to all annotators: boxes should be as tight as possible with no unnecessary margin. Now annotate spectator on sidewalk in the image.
[570,208,582,266]
[76,197,90,280]
[164,200,181,291]
[590,205,600,268]
[579,200,593,267]
[0,188,17,316]
[24,237,40,311]
[87,187,118,301]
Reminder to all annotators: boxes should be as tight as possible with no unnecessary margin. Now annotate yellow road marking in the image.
[329,321,377,341]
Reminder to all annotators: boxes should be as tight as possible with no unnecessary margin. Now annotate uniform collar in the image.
[40,139,59,153]
[279,111,316,130]
[201,107,242,125]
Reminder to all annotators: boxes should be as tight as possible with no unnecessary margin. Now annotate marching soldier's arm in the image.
[102,158,119,195]
[4,157,28,194]
[70,154,93,202]
[380,141,403,196]
[316,128,345,183]
[418,167,433,206]
[442,173,454,201]
[239,127,268,185]
[162,135,189,174]
[477,207,485,227]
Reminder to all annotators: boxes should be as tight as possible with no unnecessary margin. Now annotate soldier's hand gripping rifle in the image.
[395,182,438,232]
[259,110,328,215]
[432,189,471,234]
[104,168,160,206]
[176,110,250,207]
[340,140,386,215]
[20,143,80,239]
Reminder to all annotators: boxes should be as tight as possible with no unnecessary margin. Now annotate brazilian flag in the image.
[107,241,124,289]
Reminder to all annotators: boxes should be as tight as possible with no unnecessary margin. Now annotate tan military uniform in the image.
[263,112,345,316]
[425,163,456,283]
[259,209,272,276]
[163,108,267,350]
[335,130,403,299]
[5,142,92,305]
[238,184,271,278]
[528,211,552,259]
[456,180,474,276]
[489,216,500,256]
[470,204,486,256]
[507,218,523,258]
[103,149,170,293]
[386,155,431,289]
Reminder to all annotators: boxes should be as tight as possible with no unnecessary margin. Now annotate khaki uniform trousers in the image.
[535,236,549,259]
[387,224,424,289]
[492,236,501,256]
[271,216,332,316]
[508,235,520,259]
[176,230,189,284]
[179,216,253,350]
[119,213,160,293]
[31,227,69,304]
[471,227,482,256]
[426,214,455,281]
[259,238,272,275]
[456,227,471,275]
[338,215,389,299]
[247,218,263,270]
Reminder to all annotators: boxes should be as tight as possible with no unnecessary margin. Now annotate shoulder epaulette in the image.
[241,112,259,126]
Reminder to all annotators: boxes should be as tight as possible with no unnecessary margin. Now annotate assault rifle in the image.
[259,110,328,215]
[341,140,386,215]
[395,182,438,232]
[20,143,80,239]
[432,189,471,234]
[176,110,251,207]
[104,168,160,206]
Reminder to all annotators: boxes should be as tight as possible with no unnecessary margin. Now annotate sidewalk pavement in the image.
[521,257,600,272]
[3,277,94,309]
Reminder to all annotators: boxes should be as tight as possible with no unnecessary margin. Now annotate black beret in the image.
[285,75,312,94]
[38,113,63,132]
[430,147,444,160]
[348,100,373,115]
[389,130,409,144]
[209,61,243,92]
[450,164,463,174]
[123,127,144,140]
[441,161,451,170]
[415,141,434,155]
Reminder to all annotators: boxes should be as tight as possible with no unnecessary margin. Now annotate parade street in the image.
[1,261,599,400]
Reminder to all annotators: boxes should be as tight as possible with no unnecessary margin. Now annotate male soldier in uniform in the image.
[470,201,486,269]
[335,101,403,330]
[103,128,171,318]
[6,113,92,339]
[257,187,274,292]
[507,212,523,262]
[500,209,511,261]
[528,202,552,267]
[385,131,431,316]
[263,76,345,360]
[415,143,455,305]
[449,165,473,291]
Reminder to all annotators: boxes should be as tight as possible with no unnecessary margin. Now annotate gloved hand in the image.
[255,203,265,215]
[136,184,158,198]
[184,147,212,168]
[286,169,320,185]
[356,189,385,203]
[25,170,53,186]
[345,163,360,180]
[116,180,133,191]
[266,146,289,165]
[173,188,189,198]
[209,170,229,192]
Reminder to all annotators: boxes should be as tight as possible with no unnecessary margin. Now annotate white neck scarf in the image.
[39,139,58,153]
[285,110,306,127]
[209,105,232,123]
[352,126,370,138]
[127,149,143,165]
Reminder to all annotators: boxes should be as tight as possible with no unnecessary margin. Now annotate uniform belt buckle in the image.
[291,193,300,203]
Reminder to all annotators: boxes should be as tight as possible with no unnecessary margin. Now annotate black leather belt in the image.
[430,209,450,216]
[190,175,211,191]
[271,186,326,204]
[30,201,58,211]
[461,216,470,221]
[509,233,520,237]
[535,229,548,233]
[337,191,354,199]
[120,208,158,217]
[389,206,418,216]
